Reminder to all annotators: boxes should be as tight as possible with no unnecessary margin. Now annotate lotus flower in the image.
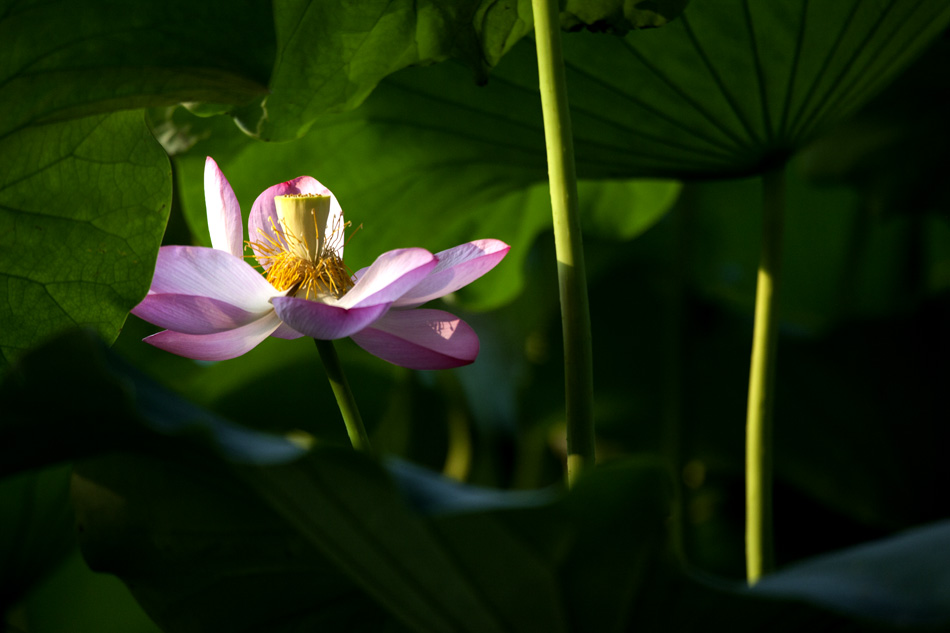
[132,158,509,369]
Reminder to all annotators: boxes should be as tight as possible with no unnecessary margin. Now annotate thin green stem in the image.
[314,338,372,452]
[745,167,785,584]
[531,0,595,487]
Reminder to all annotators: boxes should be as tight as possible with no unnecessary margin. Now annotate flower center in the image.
[249,194,354,301]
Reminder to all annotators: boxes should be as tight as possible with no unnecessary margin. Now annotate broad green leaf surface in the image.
[0,112,170,368]
[73,453,393,633]
[171,52,680,310]
[235,0,506,140]
[0,0,279,365]
[0,0,271,139]
[0,330,382,630]
[72,439,671,633]
[68,448,665,633]
[72,443,950,632]
[0,330,648,632]
[558,0,950,178]
[64,428,950,633]
[241,450,573,633]
[6,332,950,631]
[0,330,306,476]
[746,520,950,627]
[234,0,688,142]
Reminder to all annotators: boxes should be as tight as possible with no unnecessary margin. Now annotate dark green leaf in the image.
[561,0,690,33]
[235,0,499,141]
[0,112,170,368]
[0,0,272,139]
[73,452,391,633]
[747,520,950,627]
[560,0,950,178]
[7,329,950,631]
[71,442,671,633]
[74,440,950,633]
[0,330,307,476]
[234,0,689,142]
[240,449,565,633]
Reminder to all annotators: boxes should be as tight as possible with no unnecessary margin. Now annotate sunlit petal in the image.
[335,248,436,309]
[394,239,510,308]
[204,157,244,258]
[148,246,278,313]
[349,309,479,369]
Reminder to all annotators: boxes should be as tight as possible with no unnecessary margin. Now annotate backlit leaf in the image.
[0,112,169,368]
[0,0,271,139]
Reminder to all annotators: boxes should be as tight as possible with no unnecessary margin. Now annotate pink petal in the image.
[270,322,304,340]
[271,296,391,340]
[143,311,282,361]
[349,309,479,370]
[335,248,436,309]
[204,157,244,258]
[148,246,278,313]
[132,293,258,334]
[247,176,343,269]
[393,239,510,308]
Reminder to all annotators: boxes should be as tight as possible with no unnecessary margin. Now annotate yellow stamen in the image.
[246,194,355,300]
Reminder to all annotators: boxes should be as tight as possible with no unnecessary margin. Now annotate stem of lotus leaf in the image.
[314,338,372,452]
[531,0,596,488]
[745,166,785,584]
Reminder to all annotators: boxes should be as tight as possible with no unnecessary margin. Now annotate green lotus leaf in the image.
[0,112,169,368]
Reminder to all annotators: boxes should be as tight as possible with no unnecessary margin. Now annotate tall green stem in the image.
[745,167,785,584]
[531,0,595,487]
[314,338,372,452]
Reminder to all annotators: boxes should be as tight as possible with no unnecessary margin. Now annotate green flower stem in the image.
[314,338,372,452]
[745,167,785,584]
[531,0,595,487]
